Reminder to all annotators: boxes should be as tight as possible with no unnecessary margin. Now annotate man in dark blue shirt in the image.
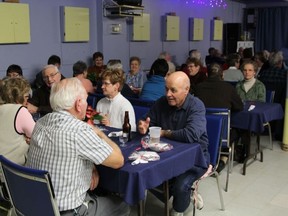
[138,71,209,215]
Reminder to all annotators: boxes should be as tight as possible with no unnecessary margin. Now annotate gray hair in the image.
[268,51,283,66]
[107,59,123,70]
[190,50,201,60]
[50,78,86,111]
[41,64,59,76]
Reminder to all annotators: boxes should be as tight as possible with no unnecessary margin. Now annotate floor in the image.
[1,136,287,216]
[129,136,288,216]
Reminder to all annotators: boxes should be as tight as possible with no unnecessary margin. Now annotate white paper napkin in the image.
[108,131,123,137]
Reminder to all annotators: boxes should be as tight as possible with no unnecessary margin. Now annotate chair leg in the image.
[225,148,231,192]
[215,172,225,210]
[163,181,170,216]
[268,123,273,150]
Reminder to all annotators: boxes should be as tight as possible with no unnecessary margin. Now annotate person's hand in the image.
[100,113,110,126]
[90,166,99,190]
[138,117,150,134]
[26,103,38,114]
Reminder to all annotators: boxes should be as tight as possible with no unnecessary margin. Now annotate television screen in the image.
[115,0,142,6]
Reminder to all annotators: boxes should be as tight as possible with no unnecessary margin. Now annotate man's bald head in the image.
[165,71,190,108]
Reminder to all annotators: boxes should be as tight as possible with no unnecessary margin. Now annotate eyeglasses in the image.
[102,82,112,86]
[43,72,59,81]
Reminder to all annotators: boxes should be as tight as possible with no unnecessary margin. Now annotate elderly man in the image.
[138,71,209,216]
[27,64,62,116]
[26,78,130,216]
[96,68,136,131]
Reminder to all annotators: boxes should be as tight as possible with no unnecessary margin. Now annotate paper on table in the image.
[128,151,160,165]
[248,105,255,111]
[108,131,123,137]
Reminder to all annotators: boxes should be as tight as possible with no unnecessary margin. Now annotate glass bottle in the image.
[122,111,132,141]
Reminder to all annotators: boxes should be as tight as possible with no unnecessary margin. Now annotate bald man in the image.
[138,71,209,216]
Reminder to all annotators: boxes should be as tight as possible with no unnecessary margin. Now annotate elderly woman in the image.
[97,69,136,131]
[236,60,266,102]
[185,57,207,94]
[0,77,35,165]
[126,56,147,95]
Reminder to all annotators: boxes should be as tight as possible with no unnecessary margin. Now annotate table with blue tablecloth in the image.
[97,129,207,216]
[230,101,284,175]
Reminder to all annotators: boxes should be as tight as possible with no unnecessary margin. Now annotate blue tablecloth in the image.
[231,101,284,133]
[97,130,207,205]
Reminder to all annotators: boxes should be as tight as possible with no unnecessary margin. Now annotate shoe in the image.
[190,189,204,211]
[216,160,226,173]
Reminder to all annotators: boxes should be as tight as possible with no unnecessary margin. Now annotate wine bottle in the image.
[122,111,132,141]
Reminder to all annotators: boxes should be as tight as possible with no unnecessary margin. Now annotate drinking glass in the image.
[119,134,128,147]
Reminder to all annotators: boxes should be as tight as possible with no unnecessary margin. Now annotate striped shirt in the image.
[26,110,113,211]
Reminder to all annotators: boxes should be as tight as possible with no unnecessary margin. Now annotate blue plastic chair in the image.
[0,155,60,216]
[193,114,225,215]
[204,114,225,210]
[206,108,232,192]
[264,90,275,150]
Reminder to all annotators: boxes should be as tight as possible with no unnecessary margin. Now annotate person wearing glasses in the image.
[0,77,35,165]
[96,68,136,131]
[27,64,63,116]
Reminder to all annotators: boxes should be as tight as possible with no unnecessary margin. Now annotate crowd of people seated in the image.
[0,47,287,215]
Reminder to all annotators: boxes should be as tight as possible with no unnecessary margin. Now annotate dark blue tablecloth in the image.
[97,129,207,205]
[231,101,284,133]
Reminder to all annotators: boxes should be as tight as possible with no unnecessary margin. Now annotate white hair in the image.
[50,78,86,111]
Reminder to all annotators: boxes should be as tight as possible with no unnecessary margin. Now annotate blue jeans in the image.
[170,166,206,212]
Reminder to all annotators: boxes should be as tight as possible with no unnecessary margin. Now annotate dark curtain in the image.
[255,7,288,52]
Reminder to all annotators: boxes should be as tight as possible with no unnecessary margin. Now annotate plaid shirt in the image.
[26,111,112,211]
[258,66,287,86]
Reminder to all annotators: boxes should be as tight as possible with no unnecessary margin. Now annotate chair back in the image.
[0,155,60,216]
[266,90,275,103]
[206,108,230,148]
[133,105,150,123]
[206,114,223,167]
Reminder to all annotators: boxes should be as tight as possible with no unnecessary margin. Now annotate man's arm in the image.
[92,126,124,169]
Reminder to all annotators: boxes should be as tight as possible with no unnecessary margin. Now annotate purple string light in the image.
[182,0,227,9]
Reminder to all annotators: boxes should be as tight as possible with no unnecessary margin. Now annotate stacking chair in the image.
[206,108,232,192]
[201,114,225,209]
[263,90,275,150]
[0,155,60,216]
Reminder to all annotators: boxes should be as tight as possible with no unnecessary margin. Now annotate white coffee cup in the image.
[149,126,161,144]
